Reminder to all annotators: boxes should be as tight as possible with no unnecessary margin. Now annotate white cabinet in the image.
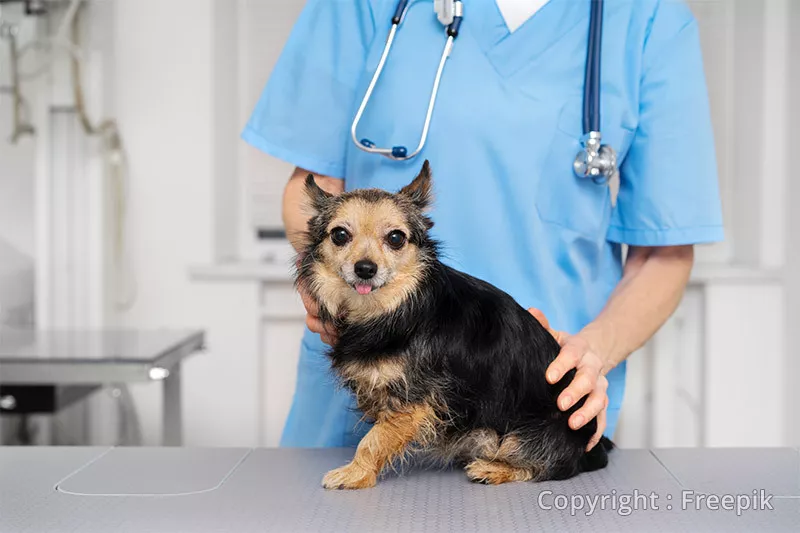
[617,286,706,449]
[617,270,785,448]
[258,283,305,447]
[188,262,306,448]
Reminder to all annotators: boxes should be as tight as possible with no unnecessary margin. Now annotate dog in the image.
[295,160,613,489]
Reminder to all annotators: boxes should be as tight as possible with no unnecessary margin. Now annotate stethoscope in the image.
[350,0,617,184]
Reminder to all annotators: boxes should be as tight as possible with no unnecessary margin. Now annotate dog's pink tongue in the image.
[355,284,373,295]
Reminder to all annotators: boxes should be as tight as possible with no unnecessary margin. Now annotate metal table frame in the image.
[0,330,205,446]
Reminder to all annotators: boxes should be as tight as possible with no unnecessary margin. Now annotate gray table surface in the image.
[1,446,798,532]
[0,329,205,384]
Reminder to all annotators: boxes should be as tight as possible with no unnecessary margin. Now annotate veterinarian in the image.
[242,0,723,449]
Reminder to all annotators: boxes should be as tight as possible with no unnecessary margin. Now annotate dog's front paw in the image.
[322,463,377,490]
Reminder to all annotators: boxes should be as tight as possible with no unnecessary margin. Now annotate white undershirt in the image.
[494,0,551,32]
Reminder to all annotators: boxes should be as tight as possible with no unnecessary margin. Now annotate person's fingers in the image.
[306,313,339,346]
[568,375,609,429]
[320,332,337,346]
[586,398,608,451]
[527,308,550,331]
[546,336,588,384]
[558,365,601,411]
[551,330,570,346]
[297,280,338,344]
[306,314,326,336]
[299,289,319,316]
[526,308,570,347]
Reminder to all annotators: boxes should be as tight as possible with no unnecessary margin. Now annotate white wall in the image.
[786,0,800,448]
[104,0,261,446]
[0,115,35,321]
[228,0,306,267]
[238,0,304,240]
[0,131,35,258]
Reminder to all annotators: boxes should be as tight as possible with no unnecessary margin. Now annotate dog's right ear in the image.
[304,174,333,213]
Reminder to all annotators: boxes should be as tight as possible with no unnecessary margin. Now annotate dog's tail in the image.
[579,436,615,472]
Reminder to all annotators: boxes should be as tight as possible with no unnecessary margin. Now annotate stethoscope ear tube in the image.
[574,0,617,183]
[351,0,462,161]
[447,1,463,38]
[352,0,615,178]
[392,0,409,24]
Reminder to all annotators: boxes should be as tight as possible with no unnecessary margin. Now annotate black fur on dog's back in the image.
[331,260,613,481]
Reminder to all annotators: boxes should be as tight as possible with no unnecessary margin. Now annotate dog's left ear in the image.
[399,160,433,210]
[304,174,334,213]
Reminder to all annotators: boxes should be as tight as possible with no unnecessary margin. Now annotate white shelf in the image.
[688,264,783,285]
[188,261,295,283]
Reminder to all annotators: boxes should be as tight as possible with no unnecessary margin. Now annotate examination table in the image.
[1,446,797,532]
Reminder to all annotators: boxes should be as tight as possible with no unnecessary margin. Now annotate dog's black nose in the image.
[354,260,377,280]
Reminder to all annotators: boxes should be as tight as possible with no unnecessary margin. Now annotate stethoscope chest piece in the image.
[572,0,618,184]
[573,132,617,184]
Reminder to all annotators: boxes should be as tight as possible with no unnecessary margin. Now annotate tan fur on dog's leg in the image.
[322,405,435,490]
[462,434,542,485]
[464,458,535,485]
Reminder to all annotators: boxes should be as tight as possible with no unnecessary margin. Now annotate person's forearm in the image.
[282,167,344,251]
[579,245,695,374]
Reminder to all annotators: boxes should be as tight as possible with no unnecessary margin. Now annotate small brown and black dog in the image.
[295,160,613,490]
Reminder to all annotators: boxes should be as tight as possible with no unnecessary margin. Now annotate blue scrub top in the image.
[243,0,724,447]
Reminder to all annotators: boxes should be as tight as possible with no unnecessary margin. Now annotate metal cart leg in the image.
[162,364,182,446]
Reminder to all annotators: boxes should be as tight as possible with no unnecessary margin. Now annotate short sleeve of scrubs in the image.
[608,2,725,246]
[241,0,377,179]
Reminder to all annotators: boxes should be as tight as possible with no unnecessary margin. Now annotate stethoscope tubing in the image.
[351,0,461,161]
[584,0,603,135]
[351,0,615,181]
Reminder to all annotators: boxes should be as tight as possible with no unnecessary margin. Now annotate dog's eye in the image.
[386,230,407,250]
[330,227,351,246]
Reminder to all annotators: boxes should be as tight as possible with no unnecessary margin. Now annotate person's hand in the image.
[528,308,608,451]
[300,286,338,346]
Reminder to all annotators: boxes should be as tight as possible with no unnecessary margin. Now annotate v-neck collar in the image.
[470,0,590,78]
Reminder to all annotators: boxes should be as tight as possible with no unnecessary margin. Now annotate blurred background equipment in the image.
[1,18,36,142]
[0,0,161,447]
[0,329,204,446]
